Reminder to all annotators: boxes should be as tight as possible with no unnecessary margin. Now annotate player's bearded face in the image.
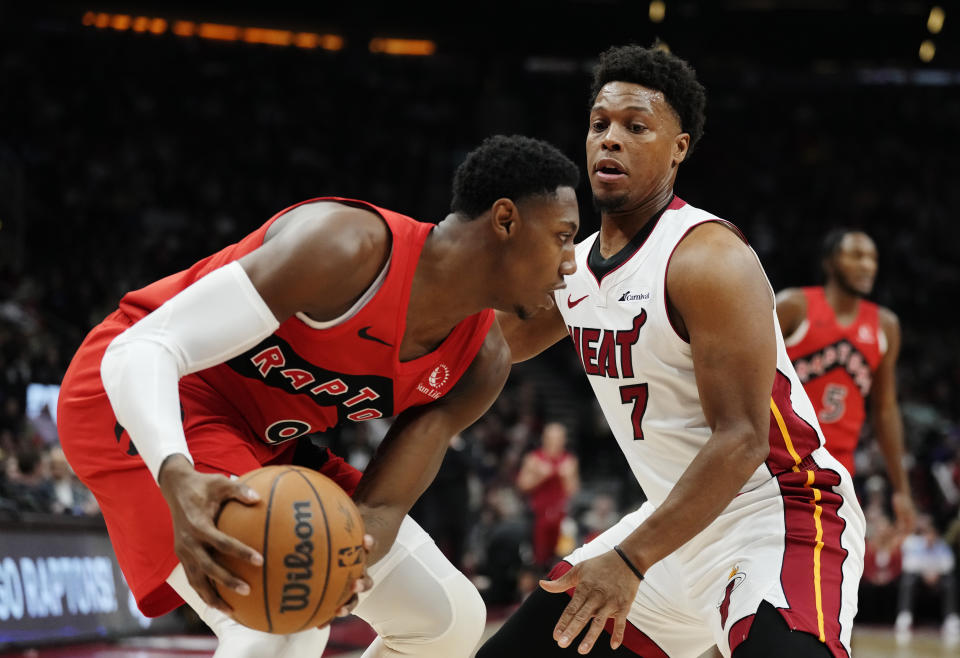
[831,233,878,297]
[593,189,631,213]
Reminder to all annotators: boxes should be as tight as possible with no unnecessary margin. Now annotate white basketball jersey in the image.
[555,197,826,507]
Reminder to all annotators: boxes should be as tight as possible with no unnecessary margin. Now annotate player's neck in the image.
[823,281,861,322]
[404,217,491,344]
[596,188,674,259]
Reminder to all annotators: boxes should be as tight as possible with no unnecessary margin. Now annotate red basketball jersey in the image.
[527,449,573,517]
[116,197,494,450]
[785,287,883,475]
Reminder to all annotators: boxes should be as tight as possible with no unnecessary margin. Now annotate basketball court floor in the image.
[1,619,957,657]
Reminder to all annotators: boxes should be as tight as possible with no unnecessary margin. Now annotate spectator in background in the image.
[0,398,25,440]
[895,513,960,646]
[945,507,960,562]
[859,512,904,624]
[27,403,59,446]
[48,446,99,516]
[465,485,530,605]
[516,421,579,571]
[4,445,55,513]
[580,491,620,544]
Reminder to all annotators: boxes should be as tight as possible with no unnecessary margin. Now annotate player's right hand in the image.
[539,549,641,653]
[157,454,263,614]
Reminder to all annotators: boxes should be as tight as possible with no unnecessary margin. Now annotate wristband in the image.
[613,544,645,582]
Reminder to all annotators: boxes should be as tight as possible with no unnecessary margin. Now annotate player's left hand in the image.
[539,549,642,654]
[333,533,375,618]
[892,491,917,537]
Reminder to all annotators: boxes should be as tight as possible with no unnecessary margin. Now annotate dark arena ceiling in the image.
[10,1,956,70]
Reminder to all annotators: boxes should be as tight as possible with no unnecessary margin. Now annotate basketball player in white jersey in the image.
[478,45,865,658]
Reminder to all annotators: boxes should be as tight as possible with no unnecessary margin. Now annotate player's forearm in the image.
[618,428,768,573]
[101,337,194,481]
[352,411,453,562]
[873,405,910,494]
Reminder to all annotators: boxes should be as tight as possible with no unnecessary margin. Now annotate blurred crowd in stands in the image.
[2,15,959,632]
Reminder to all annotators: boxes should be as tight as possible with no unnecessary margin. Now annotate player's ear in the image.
[821,256,834,279]
[672,133,690,167]
[490,198,520,239]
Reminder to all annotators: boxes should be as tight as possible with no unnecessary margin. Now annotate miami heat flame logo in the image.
[718,565,747,628]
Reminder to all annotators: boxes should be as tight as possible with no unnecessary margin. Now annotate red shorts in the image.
[57,311,363,617]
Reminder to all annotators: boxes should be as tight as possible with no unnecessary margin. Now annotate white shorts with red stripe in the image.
[557,446,865,658]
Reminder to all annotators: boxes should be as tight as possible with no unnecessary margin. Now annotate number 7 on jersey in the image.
[619,383,649,440]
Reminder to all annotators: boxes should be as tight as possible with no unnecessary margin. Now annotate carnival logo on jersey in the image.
[616,289,651,303]
[418,363,450,400]
[718,565,747,628]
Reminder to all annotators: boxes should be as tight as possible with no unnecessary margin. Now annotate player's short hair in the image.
[821,227,859,261]
[451,135,580,219]
[590,44,707,155]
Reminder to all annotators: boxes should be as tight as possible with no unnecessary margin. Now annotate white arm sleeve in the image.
[100,261,280,482]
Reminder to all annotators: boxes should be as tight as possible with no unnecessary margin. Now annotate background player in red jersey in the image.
[56,135,581,657]
[776,229,916,536]
[517,421,580,570]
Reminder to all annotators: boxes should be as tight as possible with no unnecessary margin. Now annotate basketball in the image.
[214,465,366,634]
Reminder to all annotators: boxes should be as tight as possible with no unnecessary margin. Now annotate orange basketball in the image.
[214,465,365,634]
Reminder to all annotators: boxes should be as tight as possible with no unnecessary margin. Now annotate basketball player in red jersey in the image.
[480,46,864,657]
[517,422,580,569]
[56,135,581,658]
[777,229,916,536]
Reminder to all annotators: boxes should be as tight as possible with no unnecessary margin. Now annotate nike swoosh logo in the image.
[567,294,589,308]
[358,326,393,347]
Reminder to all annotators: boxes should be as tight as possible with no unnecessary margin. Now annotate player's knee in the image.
[380,571,486,656]
[443,570,487,648]
[357,517,486,656]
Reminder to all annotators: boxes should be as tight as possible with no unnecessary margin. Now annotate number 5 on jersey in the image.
[620,383,649,440]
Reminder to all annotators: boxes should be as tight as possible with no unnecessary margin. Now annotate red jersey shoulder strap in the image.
[802,286,831,324]
[855,297,879,328]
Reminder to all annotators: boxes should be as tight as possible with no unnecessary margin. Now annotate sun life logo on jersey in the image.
[418,363,450,400]
[857,324,875,344]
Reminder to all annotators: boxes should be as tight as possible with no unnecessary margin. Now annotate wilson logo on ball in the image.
[280,501,315,613]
